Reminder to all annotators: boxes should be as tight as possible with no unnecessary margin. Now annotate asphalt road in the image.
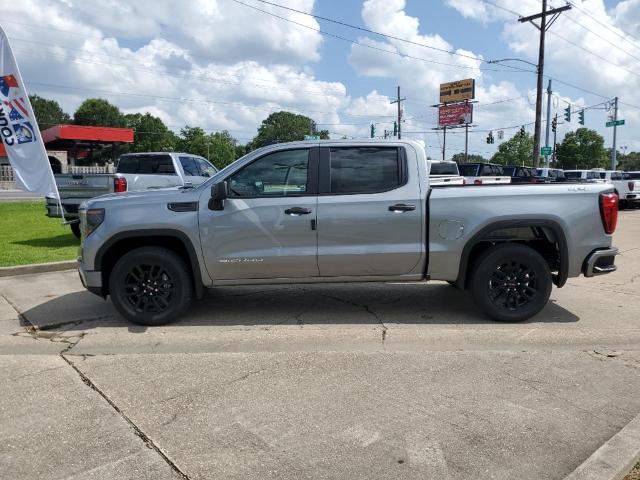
[1,210,639,479]
[0,190,43,201]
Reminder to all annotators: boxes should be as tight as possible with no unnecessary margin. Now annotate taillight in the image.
[599,192,618,235]
[629,182,635,192]
[474,179,482,185]
[114,177,127,193]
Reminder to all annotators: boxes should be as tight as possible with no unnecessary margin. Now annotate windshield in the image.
[430,163,459,175]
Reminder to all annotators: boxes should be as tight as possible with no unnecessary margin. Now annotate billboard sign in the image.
[439,78,475,104]
[438,103,473,126]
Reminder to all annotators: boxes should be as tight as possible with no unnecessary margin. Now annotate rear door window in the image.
[329,147,401,194]
[458,164,479,176]
[429,162,458,175]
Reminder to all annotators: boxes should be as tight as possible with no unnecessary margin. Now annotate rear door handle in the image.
[285,207,312,216]
[388,204,416,213]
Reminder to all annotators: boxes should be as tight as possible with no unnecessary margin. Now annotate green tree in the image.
[74,98,125,127]
[491,132,534,166]
[124,113,177,152]
[29,95,70,130]
[555,128,607,169]
[618,151,640,171]
[176,126,239,170]
[250,111,329,149]
[451,153,487,163]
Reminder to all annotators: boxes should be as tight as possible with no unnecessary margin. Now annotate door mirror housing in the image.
[209,181,228,210]
[211,181,228,201]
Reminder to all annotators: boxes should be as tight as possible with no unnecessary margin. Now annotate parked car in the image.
[77,140,618,326]
[536,168,566,182]
[564,170,603,183]
[601,170,640,209]
[502,166,545,184]
[47,152,218,237]
[457,162,511,185]
[428,160,465,186]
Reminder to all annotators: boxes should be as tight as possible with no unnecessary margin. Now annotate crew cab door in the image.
[199,147,319,280]
[316,145,424,277]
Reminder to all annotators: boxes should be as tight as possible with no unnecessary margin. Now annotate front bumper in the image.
[78,259,104,297]
[583,247,618,277]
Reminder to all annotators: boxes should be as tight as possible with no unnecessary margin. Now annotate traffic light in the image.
[370,124,375,138]
[578,109,585,125]
[393,121,398,136]
[551,117,557,133]
[564,104,571,122]
[486,131,494,144]
[519,126,526,137]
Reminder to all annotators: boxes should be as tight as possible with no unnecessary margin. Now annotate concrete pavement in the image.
[0,209,639,479]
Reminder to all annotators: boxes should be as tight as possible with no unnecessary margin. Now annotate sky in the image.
[3,0,640,161]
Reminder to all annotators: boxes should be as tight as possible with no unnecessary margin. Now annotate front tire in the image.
[470,243,552,322]
[109,247,193,326]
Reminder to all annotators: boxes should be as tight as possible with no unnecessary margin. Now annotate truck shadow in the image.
[19,282,579,331]
[13,234,79,249]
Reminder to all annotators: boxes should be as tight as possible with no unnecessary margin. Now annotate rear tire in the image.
[70,222,81,239]
[470,243,552,322]
[109,247,193,326]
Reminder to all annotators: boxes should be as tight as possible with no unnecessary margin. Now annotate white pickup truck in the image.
[457,162,511,185]
[428,160,465,186]
[600,170,640,209]
[47,152,217,237]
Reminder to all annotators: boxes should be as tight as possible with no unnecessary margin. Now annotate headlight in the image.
[82,208,105,238]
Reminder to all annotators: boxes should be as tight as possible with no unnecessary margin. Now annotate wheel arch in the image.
[456,219,569,289]
[94,229,205,299]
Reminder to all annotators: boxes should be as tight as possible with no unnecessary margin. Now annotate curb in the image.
[0,260,77,277]
[563,413,640,480]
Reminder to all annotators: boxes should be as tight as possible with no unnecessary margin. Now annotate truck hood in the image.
[82,186,201,210]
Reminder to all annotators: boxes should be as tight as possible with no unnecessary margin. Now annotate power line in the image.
[568,1,640,50]
[229,0,530,73]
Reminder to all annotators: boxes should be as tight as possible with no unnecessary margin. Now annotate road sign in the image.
[541,146,552,155]
[439,78,475,104]
[605,120,625,127]
[438,103,473,126]
[304,135,320,140]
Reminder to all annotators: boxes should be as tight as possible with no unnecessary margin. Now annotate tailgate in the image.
[56,174,113,198]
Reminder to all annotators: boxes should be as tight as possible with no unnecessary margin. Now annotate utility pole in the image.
[519,1,571,168]
[544,79,552,167]
[442,125,446,161]
[390,86,405,139]
[611,96,619,170]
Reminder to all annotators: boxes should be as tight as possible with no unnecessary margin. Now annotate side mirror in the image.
[211,181,228,200]
[209,181,228,210]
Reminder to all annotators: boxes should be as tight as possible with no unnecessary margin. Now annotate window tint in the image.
[194,157,217,177]
[457,164,479,176]
[116,154,176,175]
[429,162,458,175]
[229,149,309,197]
[537,169,544,176]
[329,147,400,194]
[610,172,623,180]
[629,172,640,179]
[565,171,582,179]
[180,156,199,176]
[481,165,493,176]
[502,167,515,176]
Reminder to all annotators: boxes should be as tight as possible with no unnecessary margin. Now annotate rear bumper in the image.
[583,247,618,277]
[78,259,104,297]
[625,193,640,202]
[46,197,81,219]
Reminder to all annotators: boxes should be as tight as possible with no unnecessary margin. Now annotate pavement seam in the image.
[60,354,191,480]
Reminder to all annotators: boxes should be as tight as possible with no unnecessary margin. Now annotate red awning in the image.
[41,124,134,144]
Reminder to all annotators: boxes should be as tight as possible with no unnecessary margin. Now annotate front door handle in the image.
[388,204,416,213]
[285,207,312,216]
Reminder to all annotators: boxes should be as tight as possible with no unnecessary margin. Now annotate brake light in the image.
[114,177,127,193]
[629,182,635,192]
[599,192,618,235]
[474,179,482,185]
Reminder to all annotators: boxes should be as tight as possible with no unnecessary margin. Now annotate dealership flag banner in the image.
[0,24,58,197]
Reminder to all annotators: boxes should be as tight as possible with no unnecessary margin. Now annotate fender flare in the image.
[456,219,569,288]
[94,229,205,299]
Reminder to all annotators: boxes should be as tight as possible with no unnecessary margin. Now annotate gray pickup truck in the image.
[77,140,619,326]
[47,152,217,237]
